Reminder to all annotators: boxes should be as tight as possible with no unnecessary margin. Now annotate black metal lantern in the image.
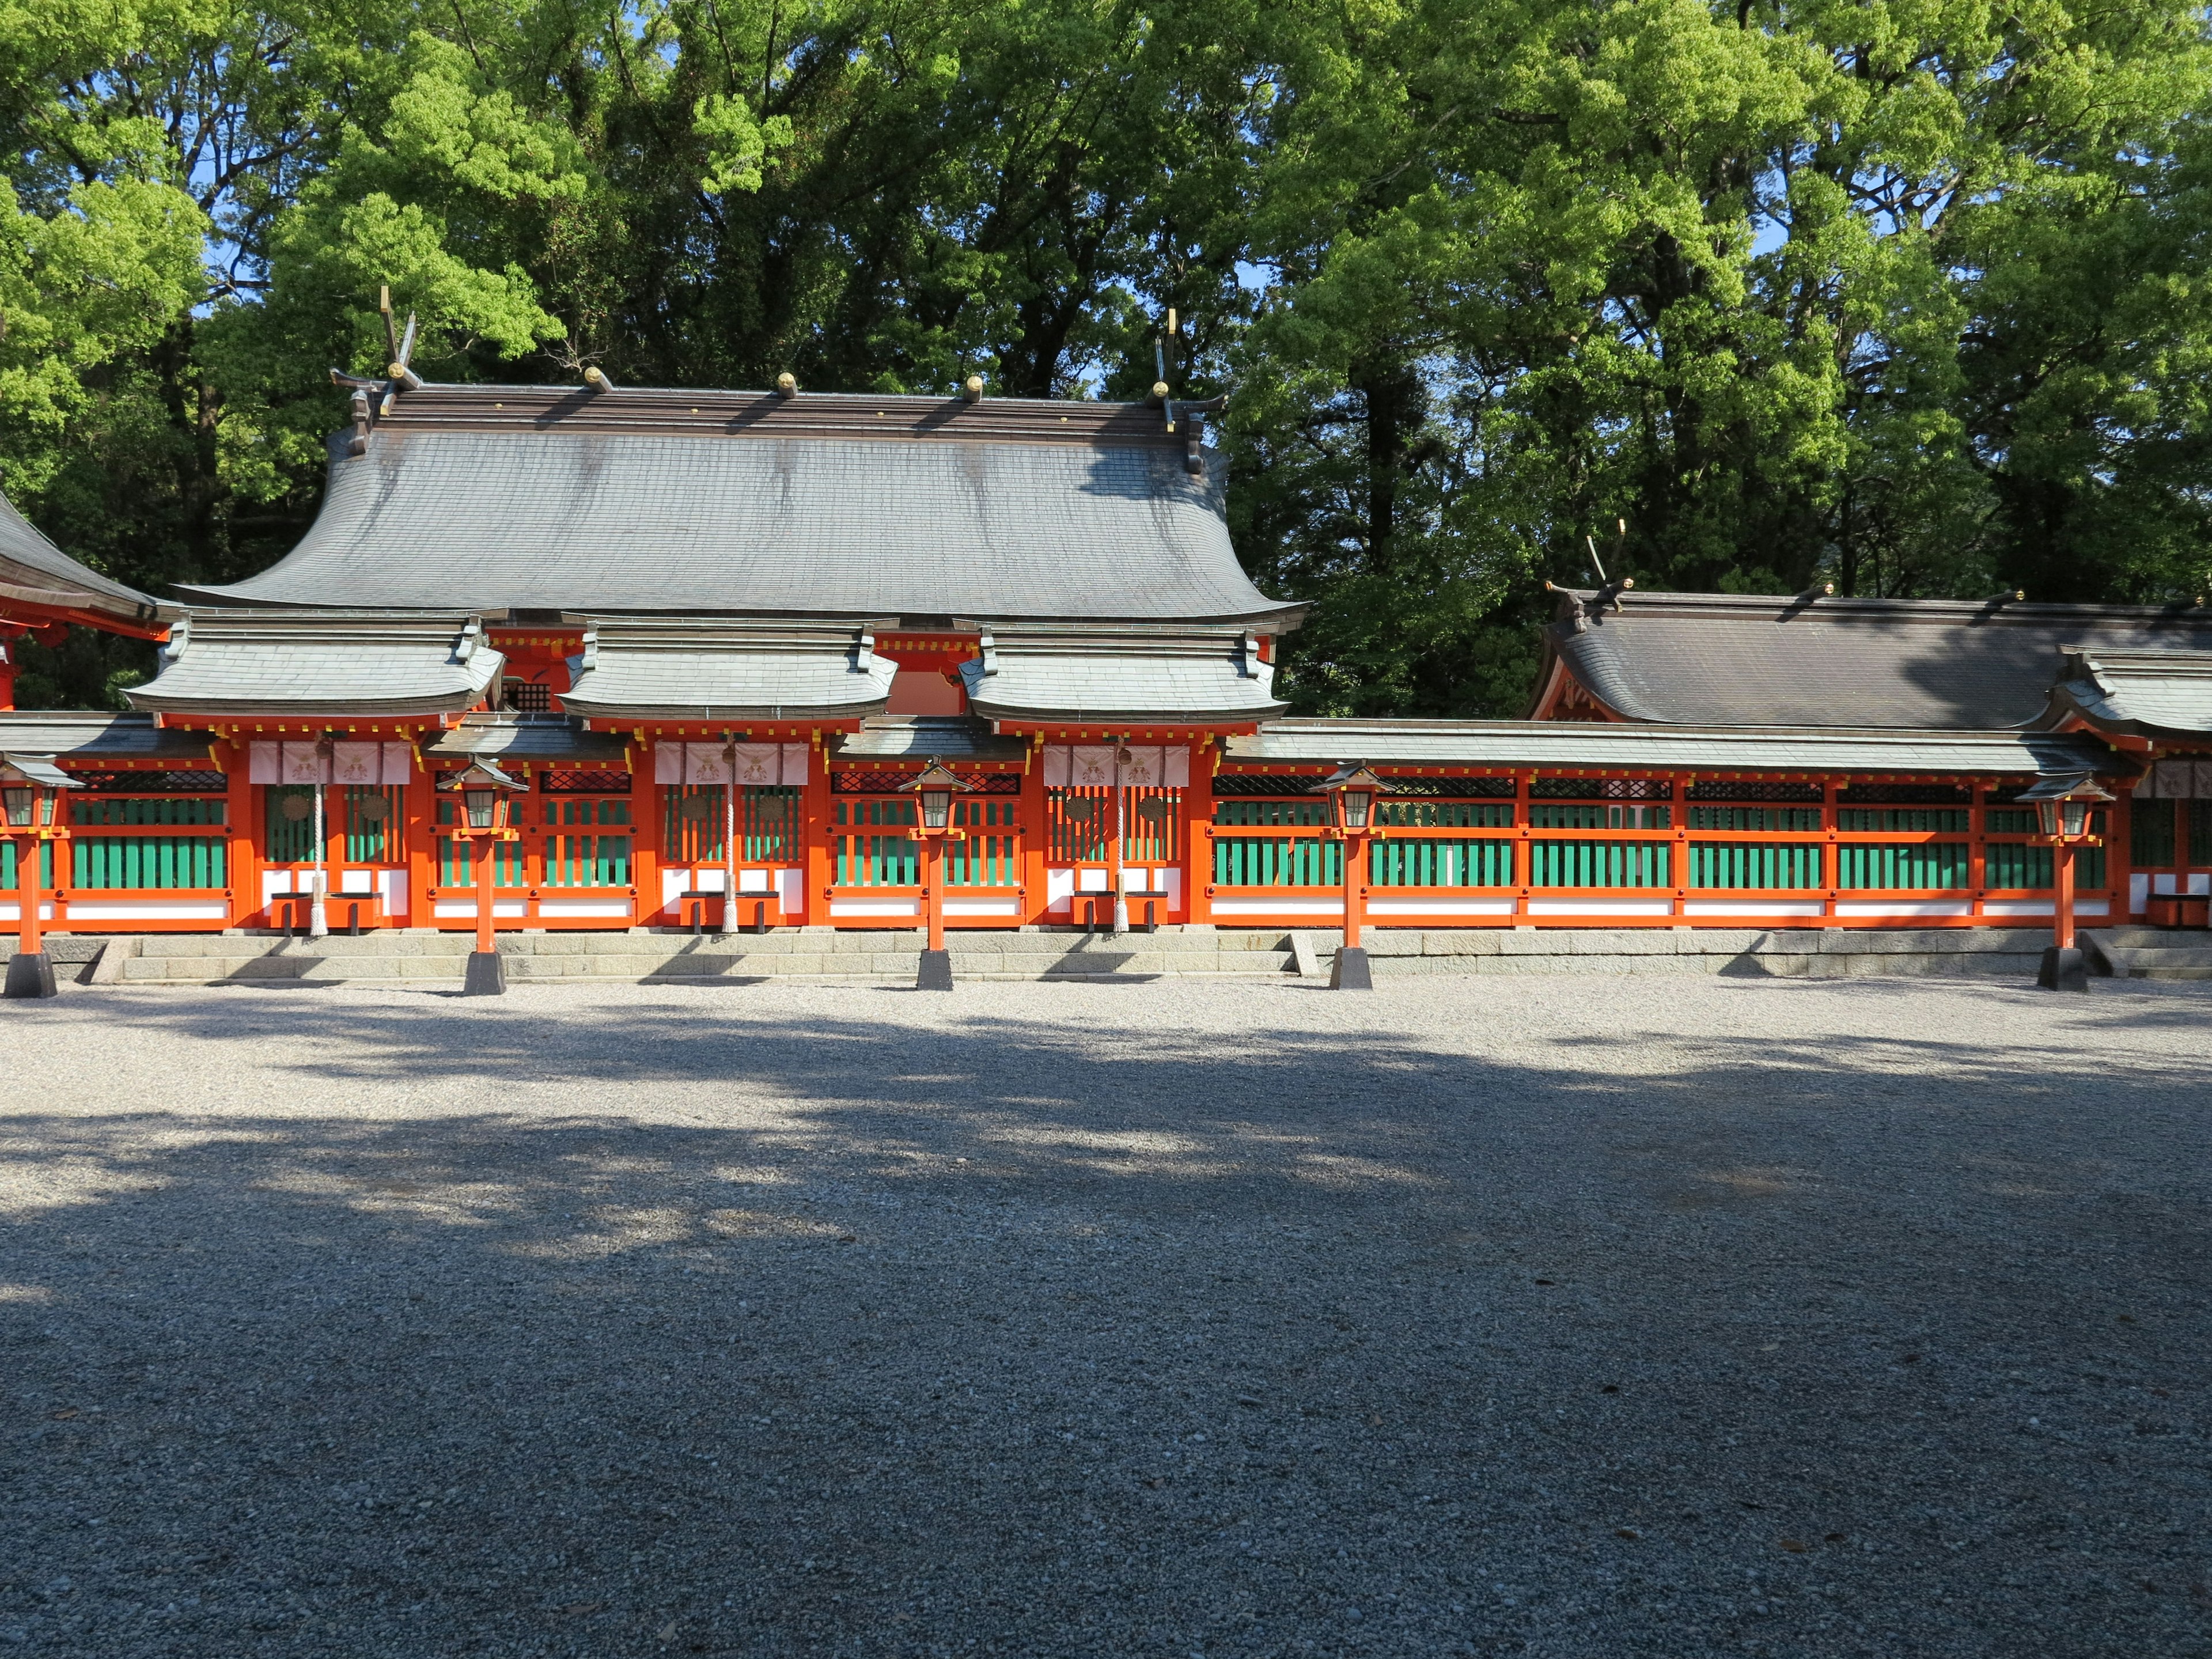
[1,757,69,827]
[903,759,972,830]
[1316,764,1392,830]
[442,757,526,828]
[2016,772,2115,841]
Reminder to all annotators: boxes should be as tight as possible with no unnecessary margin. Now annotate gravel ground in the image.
[3,974,2209,1659]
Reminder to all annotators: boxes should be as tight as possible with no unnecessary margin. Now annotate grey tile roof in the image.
[176,385,1299,627]
[126,612,503,717]
[0,491,164,628]
[559,620,894,721]
[833,716,1030,762]
[1540,589,2212,728]
[2039,646,2212,739]
[1228,718,2124,778]
[425,714,631,763]
[0,712,212,760]
[959,627,1288,725]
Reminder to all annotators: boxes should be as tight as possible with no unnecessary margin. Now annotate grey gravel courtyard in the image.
[3,974,2209,1659]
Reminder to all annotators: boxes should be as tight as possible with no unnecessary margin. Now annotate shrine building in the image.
[3,374,2210,945]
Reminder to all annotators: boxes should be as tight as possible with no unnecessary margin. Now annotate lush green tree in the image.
[1233,0,2212,715]
[2,0,2210,714]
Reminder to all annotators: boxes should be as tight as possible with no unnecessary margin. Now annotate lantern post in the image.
[901,759,973,991]
[2017,772,2116,993]
[442,759,528,995]
[1315,764,1393,991]
[2,756,72,999]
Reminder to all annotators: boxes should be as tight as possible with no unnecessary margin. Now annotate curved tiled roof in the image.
[179,385,1300,628]
[2039,646,2212,739]
[1538,590,2212,728]
[0,492,162,630]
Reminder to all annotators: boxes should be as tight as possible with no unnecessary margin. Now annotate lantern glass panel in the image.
[2,786,29,828]
[1340,789,1372,830]
[921,789,952,831]
[2036,799,2060,837]
[464,787,495,830]
[2061,798,2089,839]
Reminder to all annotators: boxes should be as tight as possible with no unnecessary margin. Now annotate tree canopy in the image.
[5,0,2210,709]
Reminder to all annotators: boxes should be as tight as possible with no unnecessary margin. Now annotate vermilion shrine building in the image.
[3,378,2210,941]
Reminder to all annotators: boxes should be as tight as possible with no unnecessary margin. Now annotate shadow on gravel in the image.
[3,987,2209,1659]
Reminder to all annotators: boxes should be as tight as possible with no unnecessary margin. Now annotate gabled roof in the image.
[0,711,213,760]
[2037,646,2212,741]
[425,713,631,764]
[957,625,1287,727]
[833,715,1029,763]
[1228,718,2126,779]
[559,619,893,722]
[1535,589,2212,729]
[176,384,1300,628]
[0,492,165,635]
[126,612,503,717]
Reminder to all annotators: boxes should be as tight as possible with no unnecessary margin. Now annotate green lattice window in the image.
[1215,798,1332,828]
[0,841,55,887]
[1375,801,1513,828]
[740,786,799,863]
[661,785,726,862]
[1529,802,1670,830]
[546,796,631,887]
[1528,840,1671,887]
[946,798,1020,886]
[71,836,226,889]
[1213,835,1341,886]
[1688,842,1823,889]
[1836,808,1970,832]
[1688,806,1821,831]
[435,797,524,886]
[1983,843,2108,889]
[71,797,225,827]
[1835,843,1970,889]
[343,786,405,862]
[2132,800,2177,866]
[1368,838,1514,887]
[263,785,319,862]
[1047,788,1113,861]
[833,798,917,885]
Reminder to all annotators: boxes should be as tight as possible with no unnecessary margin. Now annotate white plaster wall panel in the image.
[338,869,377,893]
[832,899,919,917]
[379,870,407,918]
[66,900,228,921]
[945,899,1021,916]
[434,900,527,918]
[539,900,630,917]
[1682,901,1824,917]
[737,868,772,893]
[1045,869,1074,910]
[1525,899,1674,916]
[1832,901,1972,916]
[1369,898,1516,915]
[1212,897,1343,916]
[777,868,802,914]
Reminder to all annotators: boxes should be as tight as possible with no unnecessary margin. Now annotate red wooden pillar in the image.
[406,734,438,931]
[222,734,256,929]
[1019,737,1049,926]
[1182,737,1214,927]
[628,733,660,927]
[2054,840,2078,951]
[801,732,834,926]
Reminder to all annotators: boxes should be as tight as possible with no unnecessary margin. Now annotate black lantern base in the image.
[3,951,57,999]
[2036,946,2089,993]
[916,948,955,991]
[462,951,506,996]
[1330,946,1373,991]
